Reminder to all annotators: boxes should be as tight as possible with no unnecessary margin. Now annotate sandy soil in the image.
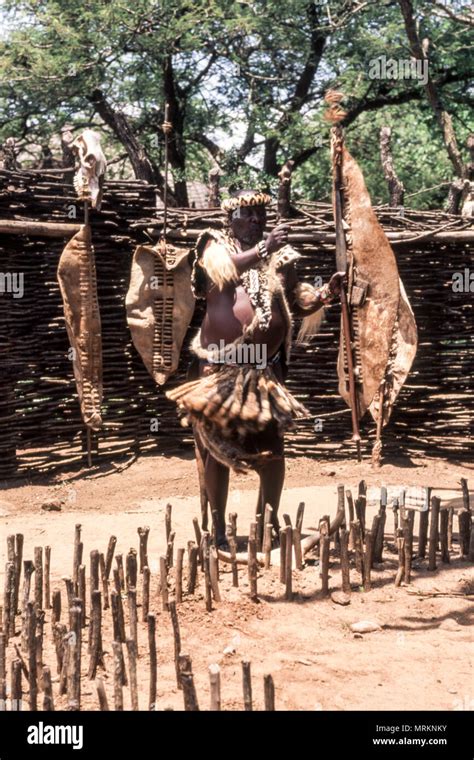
[1,452,473,712]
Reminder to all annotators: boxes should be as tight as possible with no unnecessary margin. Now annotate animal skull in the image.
[72,129,107,210]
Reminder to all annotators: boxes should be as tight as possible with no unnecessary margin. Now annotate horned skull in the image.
[72,129,107,210]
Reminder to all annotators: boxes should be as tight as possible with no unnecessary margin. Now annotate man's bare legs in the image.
[257,456,285,535]
[205,454,230,545]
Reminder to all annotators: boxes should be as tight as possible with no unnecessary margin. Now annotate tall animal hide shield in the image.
[57,224,103,430]
[125,241,195,385]
[334,137,418,427]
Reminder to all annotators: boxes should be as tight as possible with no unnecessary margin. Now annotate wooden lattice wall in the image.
[0,170,472,478]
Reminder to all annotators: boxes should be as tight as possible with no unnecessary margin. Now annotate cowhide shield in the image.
[336,143,417,423]
[126,240,195,385]
[57,224,103,430]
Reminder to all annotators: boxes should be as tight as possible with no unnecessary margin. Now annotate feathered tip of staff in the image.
[323,90,347,124]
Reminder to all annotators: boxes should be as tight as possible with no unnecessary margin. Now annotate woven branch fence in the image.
[0,169,472,479]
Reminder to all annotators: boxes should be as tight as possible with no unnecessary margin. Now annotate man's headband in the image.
[221,191,272,213]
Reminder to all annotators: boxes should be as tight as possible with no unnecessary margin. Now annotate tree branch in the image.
[398,0,468,179]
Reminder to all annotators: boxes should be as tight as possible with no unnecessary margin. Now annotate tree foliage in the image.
[0,0,472,207]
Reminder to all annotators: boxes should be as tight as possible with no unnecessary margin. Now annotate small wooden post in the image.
[27,601,37,711]
[340,528,351,594]
[395,530,405,587]
[178,654,199,711]
[440,508,450,563]
[264,674,275,711]
[242,660,252,711]
[0,633,6,703]
[78,565,86,629]
[53,623,67,678]
[96,676,109,711]
[351,520,364,582]
[187,545,198,594]
[67,600,82,711]
[35,609,45,686]
[104,536,117,580]
[254,511,263,553]
[263,523,273,570]
[285,525,293,600]
[11,659,22,710]
[279,528,287,584]
[169,600,182,689]
[192,518,203,570]
[459,479,471,556]
[363,529,373,591]
[418,507,429,559]
[346,490,355,549]
[59,630,70,696]
[115,554,125,590]
[320,529,329,597]
[209,663,221,711]
[447,507,454,552]
[392,498,399,543]
[357,480,367,532]
[112,641,123,711]
[209,547,221,602]
[428,496,441,571]
[165,503,173,542]
[99,553,109,610]
[127,588,138,650]
[142,566,150,621]
[248,522,258,601]
[370,515,380,568]
[137,526,150,573]
[296,502,305,534]
[42,545,50,612]
[202,533,212,612]
[126,639,139,711]
[73,524,82,592]
[166,531,176,570]
[160,556,169,611]
[126,549,138,592]
[374,489,387,563]
[110,586,126,643]
[51,590,61,633]
[34,547,43,611]
[22,563,36,652]
[148,614,157,710]
[42,666,54,711]
[175,548,185,604]
[4,562,15,641]
[293,527,303,570]
[227,526,239,587]
[13,533,24,619]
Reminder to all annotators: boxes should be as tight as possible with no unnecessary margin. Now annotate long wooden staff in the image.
[333,126,361,462]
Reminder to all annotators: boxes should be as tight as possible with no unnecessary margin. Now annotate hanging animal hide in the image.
[71,129,107,210]
[331,129,418,432]
[126,240,195,385]
[57,225,103,430]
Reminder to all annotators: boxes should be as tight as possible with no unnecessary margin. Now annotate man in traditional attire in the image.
[166,189,345,546]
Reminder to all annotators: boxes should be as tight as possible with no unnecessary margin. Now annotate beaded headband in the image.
[221,191,271,213]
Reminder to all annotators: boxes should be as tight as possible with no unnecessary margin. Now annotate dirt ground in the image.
[1,452,473,712]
